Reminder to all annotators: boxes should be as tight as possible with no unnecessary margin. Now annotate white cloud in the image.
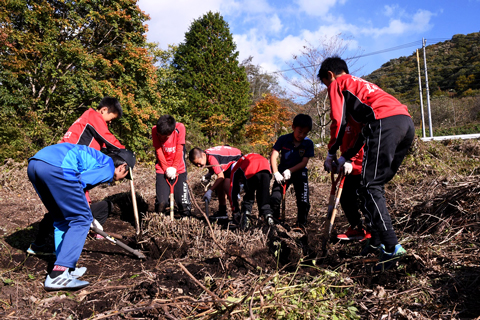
[365,9,434,37]
[295,0,347,17]
[383,5,397,17]
[268,14,283,33]
[137,0,225,47]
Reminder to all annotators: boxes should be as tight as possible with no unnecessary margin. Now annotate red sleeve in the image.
[207,154,223,175]
[152,126,169,171]
[171,123,185,169]
[171,144,184,169]
[327,81,346,153]
[176,123,186,145]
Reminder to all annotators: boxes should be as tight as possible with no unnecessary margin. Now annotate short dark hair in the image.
[293,114,312,131]
[318,56,350,81]
[109,154,129,170]
[188,147,204,162]
[98,97,123,119]
[156,115,176,135]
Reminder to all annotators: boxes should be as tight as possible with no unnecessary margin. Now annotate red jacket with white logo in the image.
[152,123,186,174]
[60,108,124,151]
[328,74,411,155]
[206,146,242,175]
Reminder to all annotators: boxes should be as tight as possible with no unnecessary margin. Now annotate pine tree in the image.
[173,11,250,141]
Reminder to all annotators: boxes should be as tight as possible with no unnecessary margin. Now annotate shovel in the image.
[90,226,146,259]
[166,175,178,220]
[321,171,345,257]
[281,182,287,221]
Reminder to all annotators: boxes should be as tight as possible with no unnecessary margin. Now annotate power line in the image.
[265,36,479,77]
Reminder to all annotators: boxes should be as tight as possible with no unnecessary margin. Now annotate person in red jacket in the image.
[229,153,274,230]
[152,115,191,217]
[28,97,126,256]
[335,119,371,242]
[188,146,242,220]
[61,97,125,152]
[318,56,414,272]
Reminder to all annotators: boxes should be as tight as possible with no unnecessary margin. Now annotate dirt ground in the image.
[0,141,479,319]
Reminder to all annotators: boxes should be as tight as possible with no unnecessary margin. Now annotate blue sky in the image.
[137,0,480,95]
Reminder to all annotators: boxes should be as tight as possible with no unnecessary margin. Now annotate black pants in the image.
[340,174,362,228]
[155,172,191,215]
[358,115,414,249]
[34,201,111,245]
[270,168,310,225]
[241,170,273,218]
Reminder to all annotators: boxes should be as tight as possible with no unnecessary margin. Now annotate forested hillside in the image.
[364,32,480,136]
[365,32,480,102]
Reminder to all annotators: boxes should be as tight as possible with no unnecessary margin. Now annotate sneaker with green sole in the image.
[374,244,406,272]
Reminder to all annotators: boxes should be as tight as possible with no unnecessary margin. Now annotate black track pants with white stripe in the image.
[358,115,414,248]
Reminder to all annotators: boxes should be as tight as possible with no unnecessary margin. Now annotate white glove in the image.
[165,167,177,179]
[324,153,336,173]
[337,156,347,173]
[90,219,103,231]
[282,169,291,181]
[343,161,353,175]
[203,189,213,202]
[274,171,284,184]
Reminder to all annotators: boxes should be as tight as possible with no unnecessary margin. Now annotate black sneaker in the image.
[27,243,56,256]
[240,211,252,231]
[360,240,384,256]
[209,210,228,220]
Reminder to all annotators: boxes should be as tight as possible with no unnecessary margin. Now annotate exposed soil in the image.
[0,140,479,319]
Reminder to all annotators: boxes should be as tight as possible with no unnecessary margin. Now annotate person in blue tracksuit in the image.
[27,143,135,291]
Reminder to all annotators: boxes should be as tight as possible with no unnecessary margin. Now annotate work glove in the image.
[324,153,336,173]
[165,167,177,180]
[342,161,353,175]
[282,169,291,181]
[201,172,213,183]
[90,218,103,231]
[274,171,284,184]
[203,189,213,203]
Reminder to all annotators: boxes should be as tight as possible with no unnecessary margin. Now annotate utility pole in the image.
[416,49,426,138]
[423,38,433,137]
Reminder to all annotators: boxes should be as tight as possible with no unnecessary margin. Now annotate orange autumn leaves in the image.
[246,94,293,147]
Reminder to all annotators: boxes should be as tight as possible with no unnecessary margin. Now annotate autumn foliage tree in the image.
[246,94,293,154]
[172,11,250,142]
[0,0,162,160]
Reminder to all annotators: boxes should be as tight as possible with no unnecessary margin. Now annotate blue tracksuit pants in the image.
[27,160,92,269]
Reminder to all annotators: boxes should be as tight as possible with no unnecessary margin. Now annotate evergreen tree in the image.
[172,11,250,141]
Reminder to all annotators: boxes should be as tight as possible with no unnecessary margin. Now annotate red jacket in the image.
[60,108,124,151]
[205,146,242,175]
[152,123,186,174]
[229,153,271,211]
[328,74,410,155]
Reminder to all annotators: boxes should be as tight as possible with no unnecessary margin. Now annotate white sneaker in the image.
[70,267,87,278]
[44,269,89,291]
